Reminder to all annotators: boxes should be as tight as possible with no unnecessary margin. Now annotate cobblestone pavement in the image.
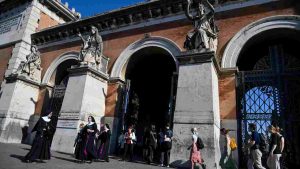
[0,143,178,169]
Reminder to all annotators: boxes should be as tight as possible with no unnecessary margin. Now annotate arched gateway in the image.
[111,37,180,154]
[222,15,300,168]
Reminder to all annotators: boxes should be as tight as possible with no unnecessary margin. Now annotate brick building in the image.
[0,0,299,168]
[0,0,79,153]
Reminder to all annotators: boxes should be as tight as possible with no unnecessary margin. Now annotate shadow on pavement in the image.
[52,156,79,163]
[20,147,31,151]
[10,154,47,163]
[10,154,24,161]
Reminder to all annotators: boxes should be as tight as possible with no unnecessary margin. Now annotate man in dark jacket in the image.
[146,125,157,164]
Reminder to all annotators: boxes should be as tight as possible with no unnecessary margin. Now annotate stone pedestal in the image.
[170,51,221,169]
[51,65,108,154]
[0,76,40,144]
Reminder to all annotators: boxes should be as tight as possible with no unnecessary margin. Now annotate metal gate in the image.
[236,45,300,168]
[49,83,67,129]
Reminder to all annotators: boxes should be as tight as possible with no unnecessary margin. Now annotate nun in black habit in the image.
[74,123,86,162]
[97,123,111,162]
[23,112,54,163]
[83,116,98,162]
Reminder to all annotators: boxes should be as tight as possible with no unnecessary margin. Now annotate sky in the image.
[61,0,146,18]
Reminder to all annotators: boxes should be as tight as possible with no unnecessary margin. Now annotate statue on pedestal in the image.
[184,0,218,51]
[13,45,41,81]
[78,26,103,67]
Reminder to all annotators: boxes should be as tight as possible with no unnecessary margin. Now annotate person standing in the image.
[74,123,86,162]
[189,128,205,169]
[267,125,283,169]
[143,127,150,162]
[220,128,237,169]
[97,123,111,162]
[83,116,98,162]
[244,138,254,169]
[160,124,173,168]
[147,125,157,164]
[248,123,266,169]
[122,126,136,162]
[118,130,125,156]
[275,125,284,155]
[23,112,54,163]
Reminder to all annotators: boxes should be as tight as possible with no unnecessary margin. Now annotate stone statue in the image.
[184,0,218,51]
[14,45,41,80]
[78,26,103,67]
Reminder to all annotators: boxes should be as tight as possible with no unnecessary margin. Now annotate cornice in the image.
[32,0,279,46]
[40,0,80,21]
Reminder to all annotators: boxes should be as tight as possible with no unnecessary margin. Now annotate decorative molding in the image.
[38,0,80,21]
[42,51,79,85]
[5,74,40,89]
[178,50,238,78]
[110,36,181,81]
[108,77,125,84]
[222,15,300,68]
[177,50,216,65]
[68,65,109,81]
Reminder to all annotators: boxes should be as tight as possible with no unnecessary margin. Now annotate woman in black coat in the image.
[23,112,54,163]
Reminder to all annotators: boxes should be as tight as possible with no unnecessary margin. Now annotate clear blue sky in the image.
[62,0,146,18]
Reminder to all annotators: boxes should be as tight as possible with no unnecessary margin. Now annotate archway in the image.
[110,37,180,81]
[125,46,178,128]
[40,52,79,127]
[221,15,300,69]
[235,28,300,168]
[119,46,178,158]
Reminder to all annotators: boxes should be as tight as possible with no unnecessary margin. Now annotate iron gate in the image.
[236,45,300,168]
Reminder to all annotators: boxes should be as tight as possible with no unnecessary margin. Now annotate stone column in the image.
[0,76,40,143]
[170,51,221,169]
[51,65,108,153]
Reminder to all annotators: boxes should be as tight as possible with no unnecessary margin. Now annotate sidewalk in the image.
[0,143,173,169]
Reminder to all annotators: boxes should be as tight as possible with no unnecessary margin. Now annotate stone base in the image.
[171,123,220,168]
[0,77,40,144]
[51,124,79,153]
[170,51,221,168]
[51,65,108,154]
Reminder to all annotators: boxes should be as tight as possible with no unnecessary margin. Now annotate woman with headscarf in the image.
[83,116,98,162]
[23,112,54,163]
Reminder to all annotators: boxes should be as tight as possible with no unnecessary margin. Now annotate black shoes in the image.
[23,159,32,163]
